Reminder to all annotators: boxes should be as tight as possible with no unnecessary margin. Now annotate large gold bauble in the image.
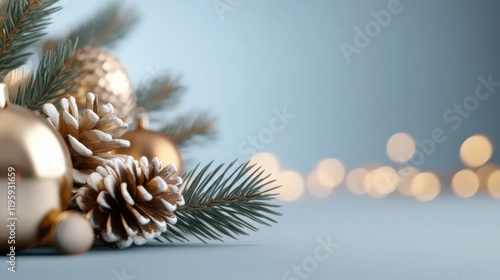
[71,46,136,123]
[112,113,183,174]
[0,85,93,254]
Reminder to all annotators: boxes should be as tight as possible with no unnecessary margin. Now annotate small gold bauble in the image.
[112,113,183,174]
[71,46,136,123]
[0,84,92,254]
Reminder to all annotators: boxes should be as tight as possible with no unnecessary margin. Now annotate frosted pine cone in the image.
[42,93,130,185]
[75,156,185,248]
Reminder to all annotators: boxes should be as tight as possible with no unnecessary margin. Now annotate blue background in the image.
[3,1,500,279]
[48,0,500,172]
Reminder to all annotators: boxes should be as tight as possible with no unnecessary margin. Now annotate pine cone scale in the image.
[76,156,184,248]
[42,92,130,186]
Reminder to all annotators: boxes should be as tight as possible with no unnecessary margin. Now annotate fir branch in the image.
[135,73,184,112]
[45,1,138,50]
[14,40,78,111]
[161,161,281,243]
[0,0,60,78]
[162,112,216,148]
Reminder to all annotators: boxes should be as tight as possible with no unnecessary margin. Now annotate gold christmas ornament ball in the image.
[71,46,136,123]
[112,113,183,175]
[0,84,90,254]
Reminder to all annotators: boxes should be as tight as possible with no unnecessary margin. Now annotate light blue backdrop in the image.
[48,0,500,173]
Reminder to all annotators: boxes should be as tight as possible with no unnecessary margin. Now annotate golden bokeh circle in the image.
[315,158,345,188]
[386,133,416,163]
[250,152,281,175]
[307,170,334,198]
[460,135,493,168]
[411,172,441,202]
[275,170,305,202]
[451,169,479,198]
[487,170,500,199]
[346,168,368,195]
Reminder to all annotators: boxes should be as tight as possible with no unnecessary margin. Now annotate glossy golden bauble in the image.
[112,114,183,174]
[0,84,92,254]
[71,46,136,124]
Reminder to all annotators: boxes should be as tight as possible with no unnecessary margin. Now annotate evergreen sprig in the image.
[45,1,138,50]
[0,0,60,78]
[161,161,281,243]
[14,40,78,110]
[162,112,215,147]
[136,74,184,112]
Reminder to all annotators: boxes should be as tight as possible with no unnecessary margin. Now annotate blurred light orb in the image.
[386,132,416,163]
[487,170,500,199]
[307,170,333,198]
[371,166,399,195]
[451,169,479,198]
[411,172,441,202]
[346,168,368,195]
[363,169,375,193]
[250,152,280,175]
[477,164,499,188]
[315,158,345,188]
[397,167,420,197]
[460,135,493,168]
[275,170,305,202]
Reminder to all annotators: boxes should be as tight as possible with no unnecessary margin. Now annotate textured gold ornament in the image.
[113,113,183,175]
[71,46,136,123]
[0,84,93,254]
[76,156,185,248]
[42,92,130,186]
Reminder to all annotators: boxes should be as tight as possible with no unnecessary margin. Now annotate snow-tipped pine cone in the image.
[75,156,185,248]
[42,92,130,186]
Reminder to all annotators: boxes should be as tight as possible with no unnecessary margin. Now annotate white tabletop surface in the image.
[2,191,499,280]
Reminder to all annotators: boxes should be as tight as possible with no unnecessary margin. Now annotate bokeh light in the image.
[371,166,399,196]
[250,152,280,175]
[363,169,375,193]
[315,158,345,188]
[386,132,416,163]
[275,170,305,202]
[477,164,499,188]
[487,170,500,199]
[411,172,441,202]
[363,167,396,198]
[460,135,494,168]
[451,169,479,198]
[397,167,420,197]
[307,170,333,198]
[345,168,368,195]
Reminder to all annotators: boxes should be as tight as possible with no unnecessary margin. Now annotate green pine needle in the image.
[13,40,79,111]
[0,0,60,78]
[162,112,216,148]
[135,73,184,112]
[161,160,282,243]
[47,1,138,49]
